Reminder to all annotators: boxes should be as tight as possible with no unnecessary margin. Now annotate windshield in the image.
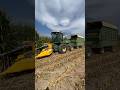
[51,32,63,43]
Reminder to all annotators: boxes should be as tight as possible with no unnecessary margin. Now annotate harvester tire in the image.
[67,45,73,51]
[59,44,67,54]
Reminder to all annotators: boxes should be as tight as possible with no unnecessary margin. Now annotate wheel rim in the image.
[62,48,67,52]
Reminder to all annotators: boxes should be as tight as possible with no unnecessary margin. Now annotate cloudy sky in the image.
[0,0,120,35]
[86,0,120,32]
[35,0,85,37]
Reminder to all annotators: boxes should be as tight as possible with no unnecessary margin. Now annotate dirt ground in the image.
[1,46,119,90]
[86,47,120,90]
[0,48,85,90]
[0,72,35,90]
[35,48,85,90]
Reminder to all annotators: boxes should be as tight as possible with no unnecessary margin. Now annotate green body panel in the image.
[99,27,118,47]
[86,22,118,49]
[70,36,84,48]
[63,38,71,44]
[52,38,71,52]
[52,43,59,52]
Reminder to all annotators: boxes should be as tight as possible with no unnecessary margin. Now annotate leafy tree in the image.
[35,35,52,48]
[0,10,36,53]
[0,10,10,53]
[0,10,52,53]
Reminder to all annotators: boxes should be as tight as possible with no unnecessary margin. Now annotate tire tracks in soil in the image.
[35,48,85,90]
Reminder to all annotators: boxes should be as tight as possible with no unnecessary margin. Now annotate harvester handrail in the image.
[0,45,33,72]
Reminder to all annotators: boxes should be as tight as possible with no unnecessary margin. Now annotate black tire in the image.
[78,45,82,48]
[74,46,78,49]
[100,48,105,54]
[59,44,67,53]
[86,48,92,57]
[111,47,116,52]
[85,46,92,58]
[67,45,73,51]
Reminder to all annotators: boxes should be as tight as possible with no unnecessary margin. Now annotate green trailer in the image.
[86,21,118,56]
[70,35,84,48]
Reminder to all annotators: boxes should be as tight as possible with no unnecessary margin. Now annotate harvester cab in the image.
[51,32,63,44]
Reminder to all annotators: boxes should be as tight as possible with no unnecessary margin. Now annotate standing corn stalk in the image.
[0,10,9,54]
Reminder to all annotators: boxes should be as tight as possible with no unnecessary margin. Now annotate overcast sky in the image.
[86,0,120,32]
[0,0,34,25]
[0,0,119,34]
[35,0,85,37]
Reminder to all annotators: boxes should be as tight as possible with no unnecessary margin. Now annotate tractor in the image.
[51,32,73,53]
[35,32,84,59]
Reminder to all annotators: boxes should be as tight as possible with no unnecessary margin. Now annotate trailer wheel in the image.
[59,45,67,53]
[111,47,116,52]
[86,47,92,58]
[87,52,92,57]
[100,48,105,54]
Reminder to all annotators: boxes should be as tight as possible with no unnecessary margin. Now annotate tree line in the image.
[0,10,35,54]
[35,34,52,48]
[0,10,52,53]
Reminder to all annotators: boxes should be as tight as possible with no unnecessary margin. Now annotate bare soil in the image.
[86,47,120,90]
[0,46,120,90]
[35,48,85,90]
[0,72,34,90]
[0,48,85,90]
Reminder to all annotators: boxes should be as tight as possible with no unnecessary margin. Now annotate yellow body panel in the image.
[35,49,53,59]
[0,43,52,76]
[35,43,53,59]
[0,58,34,76]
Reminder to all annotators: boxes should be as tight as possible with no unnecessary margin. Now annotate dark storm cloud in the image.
[86,0,120,31]
[0,0,34,24]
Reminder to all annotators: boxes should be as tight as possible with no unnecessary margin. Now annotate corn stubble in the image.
[86,47,120,90]
[35,48,85,90]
